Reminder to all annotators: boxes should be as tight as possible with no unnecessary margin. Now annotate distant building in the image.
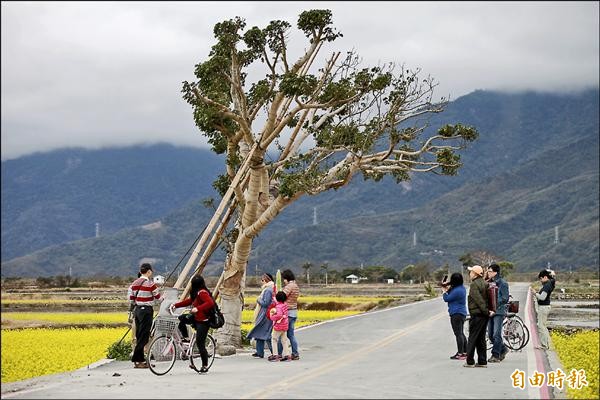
[346,274,369,284]
[387,279,394,284]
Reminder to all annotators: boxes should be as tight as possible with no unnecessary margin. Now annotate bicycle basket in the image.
[508,300,519,313]
[154,316,179,336]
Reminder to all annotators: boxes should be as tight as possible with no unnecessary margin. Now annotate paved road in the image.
[2,283,557,399]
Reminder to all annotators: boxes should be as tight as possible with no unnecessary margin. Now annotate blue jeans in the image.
[277,316,299,356]
[255,338,272,357]
[488,314,506,357]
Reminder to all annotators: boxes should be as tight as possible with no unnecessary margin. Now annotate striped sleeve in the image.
[283,281,300,310]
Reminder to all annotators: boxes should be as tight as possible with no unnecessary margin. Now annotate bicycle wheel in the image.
[521,322,530,349]
[512,316,530,350]
[190,334,216,371]
[501,318,511,349]
[503,319,526,351]
[147,335,177,375]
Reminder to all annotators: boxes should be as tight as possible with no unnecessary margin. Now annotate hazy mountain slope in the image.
[1,144,223,260]
[253,133,599,272]
[2,89,598,276]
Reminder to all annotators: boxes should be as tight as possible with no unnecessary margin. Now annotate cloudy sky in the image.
[1,1,598,160]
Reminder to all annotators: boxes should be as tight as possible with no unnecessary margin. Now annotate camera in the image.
[438,274,449,287]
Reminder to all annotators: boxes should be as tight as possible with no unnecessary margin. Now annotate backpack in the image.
[208,302,225,329]
[487,281,498,313]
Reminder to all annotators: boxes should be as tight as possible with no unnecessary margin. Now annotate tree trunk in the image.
[215,160,263,353]
[213,158,290,353]
[215,280,243,355]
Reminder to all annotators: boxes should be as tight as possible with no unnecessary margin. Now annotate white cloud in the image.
[1,1,598,160]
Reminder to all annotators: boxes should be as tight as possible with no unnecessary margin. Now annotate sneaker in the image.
[463,363,475,368]
[291,354,300,360]
[457,354,467,360]
[499,348,509,361]
[251,353,264,358]
[488,356,501,363]
[280,356,291,362]
[134,362,149,369]
[450,353,461,360]
[474,363,488,368]
[267,355,281,362]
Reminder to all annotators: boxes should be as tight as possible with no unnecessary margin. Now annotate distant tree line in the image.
[265,250,523,285]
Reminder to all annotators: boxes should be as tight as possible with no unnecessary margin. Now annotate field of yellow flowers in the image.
[551,330,599,400]
[1,307,364,383]
[2,312,128,325]
[1,327,123,383]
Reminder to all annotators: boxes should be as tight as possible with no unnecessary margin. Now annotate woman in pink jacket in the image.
[268,291,291,361]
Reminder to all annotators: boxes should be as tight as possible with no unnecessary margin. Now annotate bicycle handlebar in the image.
[167,303,187,317]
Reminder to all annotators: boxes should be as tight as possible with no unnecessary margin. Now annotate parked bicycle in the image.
[466,296,530,352]
[486,296,530,351]
[146,308,216,376]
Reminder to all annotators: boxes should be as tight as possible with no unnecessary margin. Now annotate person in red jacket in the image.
[170,275,214,373]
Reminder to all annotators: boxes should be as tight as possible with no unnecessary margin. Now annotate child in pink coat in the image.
[268,291,291,361]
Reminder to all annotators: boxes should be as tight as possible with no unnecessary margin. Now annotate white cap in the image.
[467,265,484,276]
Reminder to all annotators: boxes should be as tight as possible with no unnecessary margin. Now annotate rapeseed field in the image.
[1,327,123,383]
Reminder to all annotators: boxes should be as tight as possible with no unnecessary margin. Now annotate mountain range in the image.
[1,89,598,277]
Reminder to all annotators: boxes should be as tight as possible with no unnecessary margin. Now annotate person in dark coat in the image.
[464,265,490,368]
[247,273,275,358]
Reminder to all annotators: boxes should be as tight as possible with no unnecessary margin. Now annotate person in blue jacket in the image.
[442,272,468,360]
[486,263,510,362]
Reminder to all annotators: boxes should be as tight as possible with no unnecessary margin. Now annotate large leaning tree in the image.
[182,9,478,349]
